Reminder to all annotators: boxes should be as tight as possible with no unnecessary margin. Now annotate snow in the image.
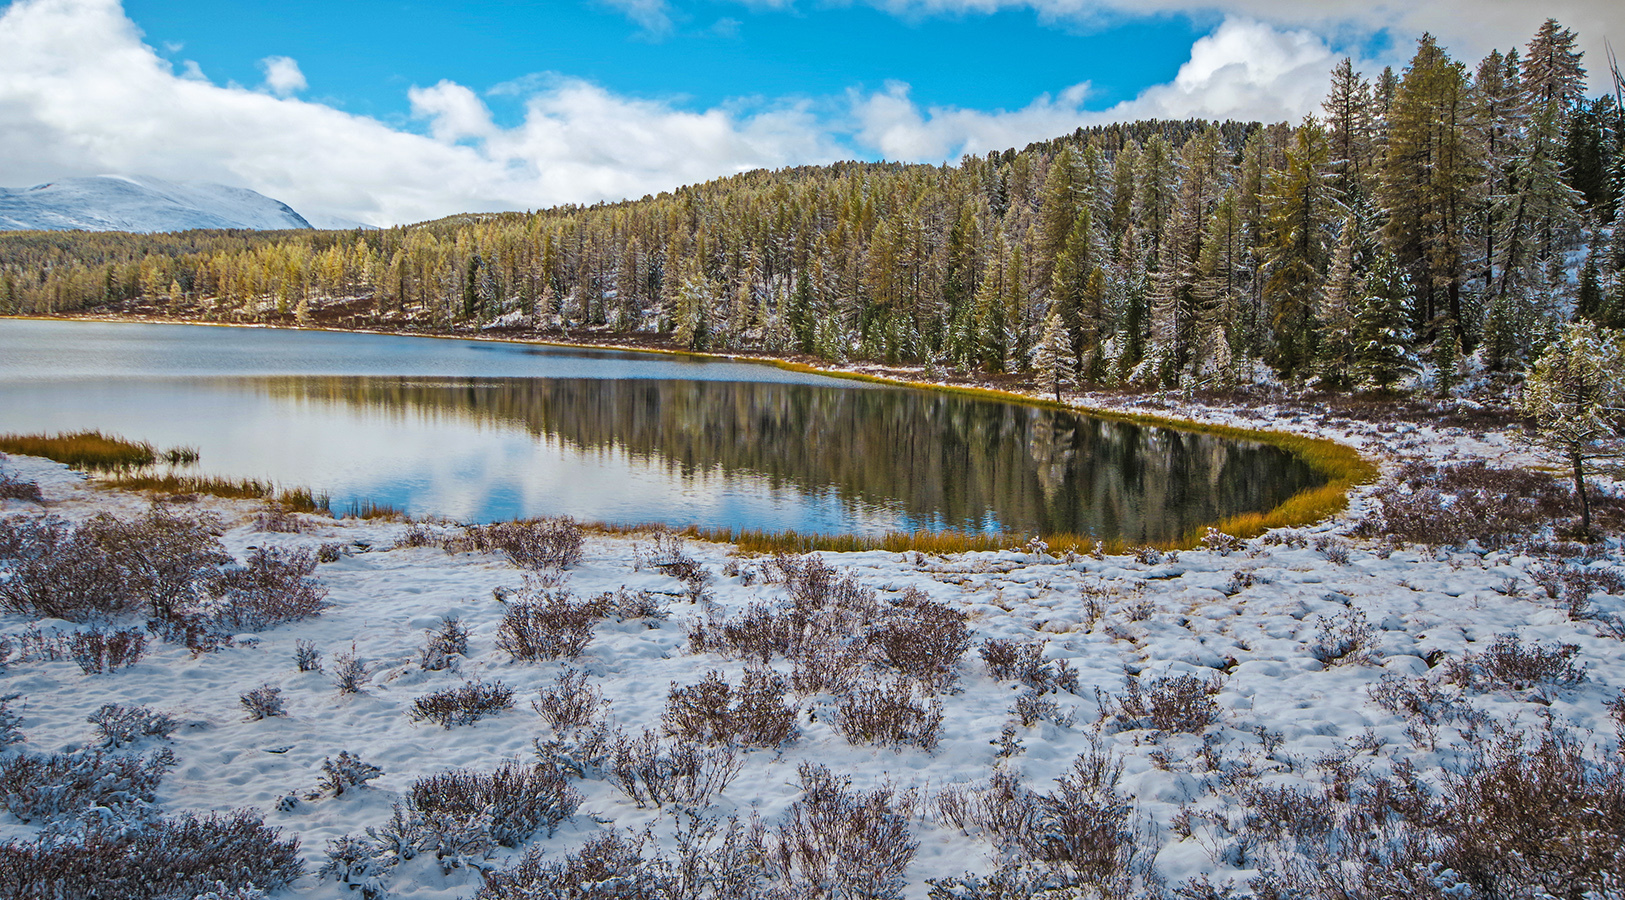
[0,175,312,233]
[2,395,1623,897]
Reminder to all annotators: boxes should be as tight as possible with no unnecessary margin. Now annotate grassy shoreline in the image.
[2,313,1378,551]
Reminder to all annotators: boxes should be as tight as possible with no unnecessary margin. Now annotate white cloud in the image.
[0,0,842,225]
[850,18,1338,163]
[258,55,305,96]
[601,0,674,36]
[838,0,1624,89]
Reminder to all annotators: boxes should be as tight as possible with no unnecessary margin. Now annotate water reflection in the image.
[266,375,1321,542]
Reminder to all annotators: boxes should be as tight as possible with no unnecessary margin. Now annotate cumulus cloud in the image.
[843,0,1624,89]
[258,55,305,96]
[0,0,841,225]
[850,18,1338,163]
[601,0,674,36]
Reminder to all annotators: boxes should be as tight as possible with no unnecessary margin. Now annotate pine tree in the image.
[1577,250,1604,321]
[1353,251,1415,390]
[1322,58,1376,204]
[1033,309,1076,401]
[1317,214,1362,387]
[1522,19,1587,119]
[1263,119,1334,378]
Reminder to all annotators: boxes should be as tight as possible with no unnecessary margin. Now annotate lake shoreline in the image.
[4,312,1378,546]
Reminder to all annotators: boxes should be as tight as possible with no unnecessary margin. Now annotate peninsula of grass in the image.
[102,472,330,513]
[0,430,159,471]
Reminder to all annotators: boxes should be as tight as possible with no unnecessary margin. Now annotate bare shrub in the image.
[0,810,303,900]
[872,589,971,691]
[1112,674,1222,733]
[590,587,669,622]
[1366,674,1482,728]
[1025,741,1136,888]
[766,763,918,900]
[533,667,609,731]
[663,669,800,749]
[609,729,743,809]
[0,471,43,503]
[1013,690,1074,728]
[980,638,1071,692]
[1440,731,1625,899]
[318,834,390,899]
[239,685,287,720]
[461,517,584,570]
[419,614,469,670]
[69,626,146,674]
[294,639,322,672]
[1355,460,1625,547]
[1447,632,1586,692]
[477,832,676,900]
[409,761,580,852]
[409,680,515,728]
[332,646,369,694]
[1532,561,1625,620]
[251,504,305,534]
[496,592,597,660]
[1310,607,1375,666]
[832,676,943,750]
[209,547,327,631]
[0,746,175,824]
[315,751,382,797]
[0,510,230,622]
[1201,527,1243,555]
[88,703,178,747]
[1224,569,1260,595]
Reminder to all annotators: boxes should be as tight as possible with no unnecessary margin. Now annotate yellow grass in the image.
[101,473,331,513]
[0,430,156,471]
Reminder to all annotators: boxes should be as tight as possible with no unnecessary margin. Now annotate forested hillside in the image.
[3,20,1622,393]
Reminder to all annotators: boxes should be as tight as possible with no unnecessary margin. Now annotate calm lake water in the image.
[0,319,1322,540]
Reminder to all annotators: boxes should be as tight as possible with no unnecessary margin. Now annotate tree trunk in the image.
[1572,450,1592,538]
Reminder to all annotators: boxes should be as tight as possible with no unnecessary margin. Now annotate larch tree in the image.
[1033,309,1076,401]
[1516,321,1625,537]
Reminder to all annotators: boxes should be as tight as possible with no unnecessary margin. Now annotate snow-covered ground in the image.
[0,175,313,233]
[1,398,1622,898]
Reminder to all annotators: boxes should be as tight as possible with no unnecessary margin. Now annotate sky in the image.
[0,0,1620,227]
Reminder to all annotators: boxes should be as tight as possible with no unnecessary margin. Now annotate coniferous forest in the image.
[4,20,1624,395]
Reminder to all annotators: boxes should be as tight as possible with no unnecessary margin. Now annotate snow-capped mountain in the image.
[0,175,314,233]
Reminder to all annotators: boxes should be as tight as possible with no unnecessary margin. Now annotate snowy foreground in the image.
[1,406,1624,899]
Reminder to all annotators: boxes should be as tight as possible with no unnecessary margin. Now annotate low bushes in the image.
[832,676,943,751]
[609,729,743,809]
[409,761,580,849]
[208,547,328,631]
[69,627,146,674]
[767,763,919,900]
[0,746,175,825]
[663,669,799,749]
[496,592,597,661]
[1357,460,1625,547]
[0,810,303,900]
[451,517,584,570]
[1108,673,1223,733]
[86,703,177,748]
[409,680,515,728]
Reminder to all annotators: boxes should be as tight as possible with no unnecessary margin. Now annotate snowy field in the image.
[1,400,1623,899]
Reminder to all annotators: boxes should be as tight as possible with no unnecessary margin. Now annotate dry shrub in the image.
[87,703,177,748]
[689,555,970,691]
[460,517,584,570]
[69,626,146,674]
[1112,673,1223,733]
[1013,689,1074,728]
[409,680,515,728]
[1309,607,1375,666]
[609,729,743,809]
[1530,560,1625,620]
[331,647,369,694]
[496,591,597,661]
[1447,632,1586,692]
[1200,527,1244,555]
[832,676,943,751]
[294,639,322,672]
[980,638,1075,693]
[767,763,918,900]
[419,614,469,670]
[0,810,303,900]
[251,504,306,534]
[1365,675,1483,728]
[1026,742,1136,888]
[0,471,43,503]
[0,746,175,824]
[0,510,230,622]
[476,831,715,900]
[1356,460,1625,547]
[209,547,327,631]
[409,761,580,850]
[533,667,609,731]
[315,751,383,797]
[239,685,287,720]
[663,669,799,749]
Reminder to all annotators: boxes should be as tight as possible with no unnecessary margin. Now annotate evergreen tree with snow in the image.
[1353,252,1415,391]
[1033,310,1076,401]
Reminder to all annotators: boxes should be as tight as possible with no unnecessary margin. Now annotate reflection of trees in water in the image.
[265,376,1321,542]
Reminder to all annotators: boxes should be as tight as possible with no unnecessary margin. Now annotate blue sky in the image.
[126,0,1211,124]
[1,0,1618,225]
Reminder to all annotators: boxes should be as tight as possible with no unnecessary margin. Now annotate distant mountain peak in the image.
[0,175,314,233]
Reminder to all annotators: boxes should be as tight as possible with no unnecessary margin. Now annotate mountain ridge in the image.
[0,175,314,233]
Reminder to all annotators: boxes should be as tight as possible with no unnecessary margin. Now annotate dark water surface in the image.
[0,320,1322,540]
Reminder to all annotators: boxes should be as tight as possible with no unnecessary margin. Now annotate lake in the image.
[0,319,1322,541]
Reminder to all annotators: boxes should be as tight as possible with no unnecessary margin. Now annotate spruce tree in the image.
[1033,310,1076,401]
[1353,252,1416,390]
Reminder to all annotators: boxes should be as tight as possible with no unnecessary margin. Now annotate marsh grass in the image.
[101,473,330,513]
[0,430,157,471]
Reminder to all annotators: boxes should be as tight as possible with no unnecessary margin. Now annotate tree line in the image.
[3,20,1623,395]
